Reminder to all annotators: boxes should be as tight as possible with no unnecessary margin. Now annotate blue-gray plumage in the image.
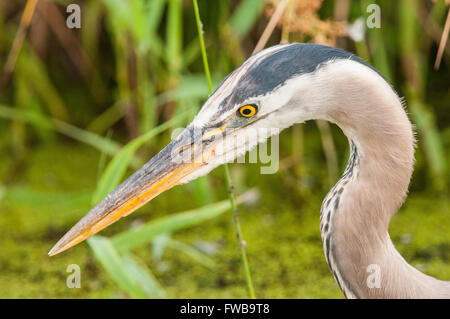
[218,43,382,111]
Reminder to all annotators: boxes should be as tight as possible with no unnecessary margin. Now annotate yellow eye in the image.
[238,104,258,118]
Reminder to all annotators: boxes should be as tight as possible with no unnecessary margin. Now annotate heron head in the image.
[49,43,365,256]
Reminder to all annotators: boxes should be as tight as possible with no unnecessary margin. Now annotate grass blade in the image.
[0,104,121,156]
[166,239,215,269]
[112,199,232,253]
[87,236,147,298]
[229,0,266,39]
[122,254,166,298]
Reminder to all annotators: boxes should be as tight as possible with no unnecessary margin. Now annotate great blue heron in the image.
[49,43,450,298]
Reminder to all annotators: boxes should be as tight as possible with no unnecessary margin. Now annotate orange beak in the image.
[48,125,225,256]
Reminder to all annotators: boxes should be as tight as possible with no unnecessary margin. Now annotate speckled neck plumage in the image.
[320,140,360,298]
[312,59,450,298]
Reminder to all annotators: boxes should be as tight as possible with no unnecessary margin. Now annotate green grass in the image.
[0,140,448,298]
[0,0,448,299]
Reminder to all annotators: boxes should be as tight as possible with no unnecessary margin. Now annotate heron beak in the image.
[49,124,227,256]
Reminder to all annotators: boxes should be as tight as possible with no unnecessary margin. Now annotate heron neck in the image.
[316,63,450,298]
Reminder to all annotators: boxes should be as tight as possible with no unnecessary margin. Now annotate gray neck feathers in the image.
[315,60,450,298]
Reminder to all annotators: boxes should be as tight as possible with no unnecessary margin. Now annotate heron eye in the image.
[238,104,257,118]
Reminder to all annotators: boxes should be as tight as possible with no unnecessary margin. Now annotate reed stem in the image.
[192,0,256,298]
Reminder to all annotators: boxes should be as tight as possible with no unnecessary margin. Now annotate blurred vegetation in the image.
[0,0,449,298]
